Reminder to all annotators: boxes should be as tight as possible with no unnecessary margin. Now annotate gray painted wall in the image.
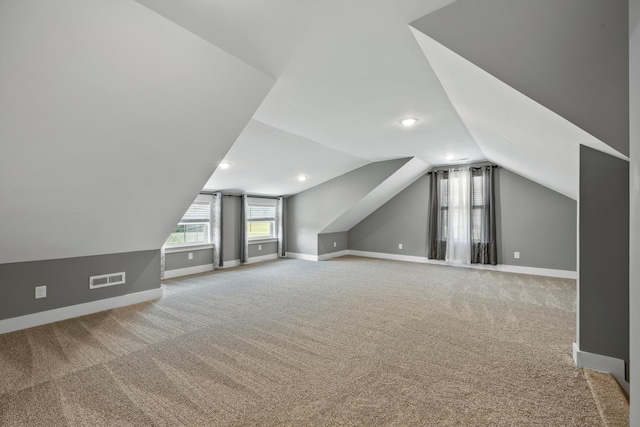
[165,248,213,271]
[222,196,242,262]
[349,168,577,271]
[248,241,278,258]
[287,158,409,255]
[0,250,160,320]
[630,0,639,419]
[349,175,430,257]
[579,145,629,376]
[496,168,577,270]
[412,0,629,155]
[318,232,349,256]
[164,194,275,274]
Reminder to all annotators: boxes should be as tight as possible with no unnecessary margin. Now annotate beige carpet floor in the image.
[0,256,627,426]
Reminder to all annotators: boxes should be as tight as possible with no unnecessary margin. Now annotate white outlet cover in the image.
[334,242,337,247]
[188,252,193,260]
[514,252,520,259]
[399,243,403,250]
[35,285,47,299]
[258,245,262,250]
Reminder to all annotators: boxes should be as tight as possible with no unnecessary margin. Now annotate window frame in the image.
[246,198,278,242]
[164,194,213,250]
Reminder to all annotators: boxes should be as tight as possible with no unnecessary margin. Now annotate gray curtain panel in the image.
[212,192,222,269]
[160,245,166,279]
[470,166,497,265]
[277,196,286,257]
[240,194,249,264]
[427,170,448,260]
[428,166,497,265]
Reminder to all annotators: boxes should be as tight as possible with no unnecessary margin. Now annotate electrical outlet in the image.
[334,242,337,248]
[514,251,520,259]
[35,285,47,299]
[399,243,403,250]
[188,252,193,260]
[258,244,262,251]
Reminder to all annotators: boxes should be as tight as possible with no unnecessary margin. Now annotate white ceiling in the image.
[2,0,629,264]
[133,0,626,199]
[136,0,486,196]
[0,0,274,263]
[412,29,627,200]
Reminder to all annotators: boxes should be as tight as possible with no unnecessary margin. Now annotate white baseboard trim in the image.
[221,259,241,269]
[246,253,279,264]
[287,252,319,261]
[285,250,575,279]
[318,250,350,261]
[163,263,214,279]
[0,288,163,335]
[348,250,427,264]
[348,250,576,279]
[573,343,629,394]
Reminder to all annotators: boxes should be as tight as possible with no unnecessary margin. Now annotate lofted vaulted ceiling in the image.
[135,0,628,199]
[0,0,629,264]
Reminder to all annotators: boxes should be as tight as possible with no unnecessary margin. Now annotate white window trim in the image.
[247,197,277,241]
[165,194,214,249]
[164,244,214,254]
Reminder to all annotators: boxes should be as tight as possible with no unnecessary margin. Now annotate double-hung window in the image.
[165,195,211,247]
[471,172,485,244]
[247,198,277,240]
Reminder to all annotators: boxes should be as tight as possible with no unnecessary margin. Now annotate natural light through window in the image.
[165,197,211,247]
[247,200,276,240]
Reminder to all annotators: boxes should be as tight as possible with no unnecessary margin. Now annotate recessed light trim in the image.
[219,162,231,169]
[400,117,419,127]
[445,155,455,160]
[298,175,307,182]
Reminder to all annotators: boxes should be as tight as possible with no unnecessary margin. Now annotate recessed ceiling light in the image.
[445,155,455,160]
[399,117,419,127]
[298,175,307,182]
[219,162,231,169]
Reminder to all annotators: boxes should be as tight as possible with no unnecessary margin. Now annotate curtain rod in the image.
[200,193,281,200]
[427,164,497,174]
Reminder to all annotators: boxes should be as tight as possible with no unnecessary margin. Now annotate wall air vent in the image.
[89,272,126,289]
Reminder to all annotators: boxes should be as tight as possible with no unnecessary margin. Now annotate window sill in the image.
[248,238,278,245]
[164,244,214,254]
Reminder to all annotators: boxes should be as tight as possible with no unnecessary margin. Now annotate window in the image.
[247,199,276,240]
[428,165,497,265]
[471,173,485,243]
[165,196,211,246]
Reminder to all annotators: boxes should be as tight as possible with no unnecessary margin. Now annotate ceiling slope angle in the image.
[411,28,627,200]
[0,0,274,264]
[203,120,369,196]
[321,157,430,234]
[410,0,629,157]
[393,0,460,24]
[134,0,327,77]
[252,0,485,166]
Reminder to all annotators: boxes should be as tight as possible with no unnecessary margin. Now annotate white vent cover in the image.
[89,272,126,289]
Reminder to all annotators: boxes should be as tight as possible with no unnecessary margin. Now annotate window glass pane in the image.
[165,197,212,247]
[472,175,484,206]
[248,205,276,220]
[181,202,210,223]
[184,224,206,243]
[167,223,208,245]
[471,208,483,242]
[167,224,187,245]
[248,220,274,239]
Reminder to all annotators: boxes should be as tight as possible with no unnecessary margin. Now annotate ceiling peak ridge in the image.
[132,0,277,80]
[250,118,370,162]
